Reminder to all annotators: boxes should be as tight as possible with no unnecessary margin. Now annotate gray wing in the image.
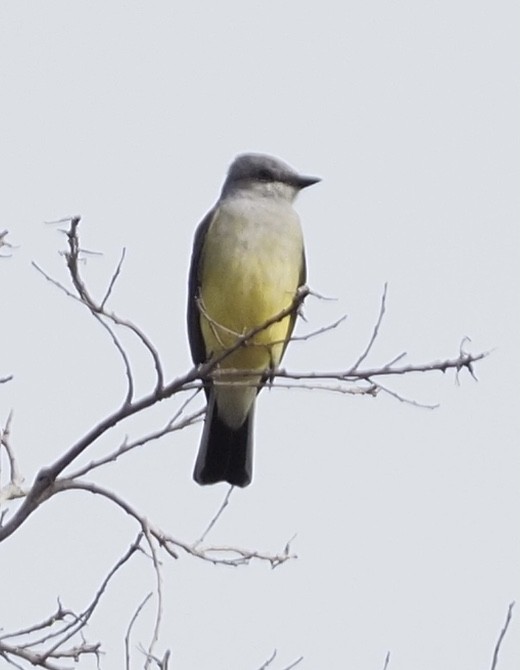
[187,204,305,370]
[279,246,307,361]
[186,206,218,366]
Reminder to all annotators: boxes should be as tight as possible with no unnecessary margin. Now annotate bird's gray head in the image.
[221,153,320,202]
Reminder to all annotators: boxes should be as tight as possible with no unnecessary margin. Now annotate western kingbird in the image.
[187,153,320,487]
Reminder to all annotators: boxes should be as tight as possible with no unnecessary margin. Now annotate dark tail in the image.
[193,392,254,487]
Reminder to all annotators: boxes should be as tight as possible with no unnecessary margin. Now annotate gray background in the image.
[0,1,519,668]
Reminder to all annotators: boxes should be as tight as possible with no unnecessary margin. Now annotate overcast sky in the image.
[1,1,519,669]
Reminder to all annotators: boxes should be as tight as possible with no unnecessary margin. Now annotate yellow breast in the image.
[199,198,304,373]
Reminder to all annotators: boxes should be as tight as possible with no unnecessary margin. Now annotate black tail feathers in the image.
[193,394,254,487]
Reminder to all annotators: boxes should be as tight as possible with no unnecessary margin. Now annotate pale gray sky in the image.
[1,1,519,669]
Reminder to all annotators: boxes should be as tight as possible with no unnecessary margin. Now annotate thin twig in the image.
[269,350,489,383]
[36,218,165,393]
[265,381,379,396]
[262,314,347,346]
[194,486,234,547]
[65,403,203,480]
[490,602,515,670]
[38,536,141,658]
[140,647,171,670]
[1,412,22,487]
[32,261,136,404]
[374,381,440,409]
[93,311,135,405]
[0,340,487,544]
[257,649,277,669]
[348,283,388,372]
[0,229,15,258]
[101,247,126,309]
[0,602,74,642]
[125,593,153,670]
[66,218,164,392]
[141,525,163,670]
[54,479,295,568]
[0,413,26,506]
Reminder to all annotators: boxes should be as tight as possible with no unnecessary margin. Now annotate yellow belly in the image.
[199,202,303,373]
[197,200,304,428]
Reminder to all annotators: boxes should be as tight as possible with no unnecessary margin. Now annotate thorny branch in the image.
[0,216,492,667]
[0,536,141,669]
[3,219,314,542]
[54,479,296,568]
[4,219,486,540]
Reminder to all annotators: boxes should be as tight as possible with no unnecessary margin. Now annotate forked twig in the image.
[348,282,388,372]
[0,536,141,668]
[125,593,153,670]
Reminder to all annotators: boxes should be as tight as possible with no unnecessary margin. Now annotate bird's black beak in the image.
[295,175,321,190]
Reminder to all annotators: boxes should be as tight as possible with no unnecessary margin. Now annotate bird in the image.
[187,153,320,487]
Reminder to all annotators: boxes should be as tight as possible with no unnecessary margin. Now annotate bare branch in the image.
[456,336,480,384]
[490,601,515,670]
[268,381,379,396]
[194,485,234,546]
[257,649,277,669]
[32,260,86,303]
[0,626,100,668]
[0,214,495,669]
[100,247,126,309]
[0,229,15,258]
[188,539,297,569]
[0,602,74,643]
[0,263,310,542]
[269,349,488,383]
[48,536,141,659]
[290,314,347,343]
[0,412,25,505]
[0,280,488,545]
[254,650,303,670]
[32,260,136,404]
[140,647,171,670]
[373,381,440,409]
[348,282,388,372]
[51,480,178,559]
[35,217,165,395]
[140,523,163,670]
[1,413,21,485]
[65,398,203,481]
[65,218,165,392]
[0,651,25,670]
[0,535,141,670]
[54,479,294,568]
[0,641,79,670]
[125,593,153,670]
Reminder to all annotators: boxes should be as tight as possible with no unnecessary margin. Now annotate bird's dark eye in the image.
[257,168,273,181]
